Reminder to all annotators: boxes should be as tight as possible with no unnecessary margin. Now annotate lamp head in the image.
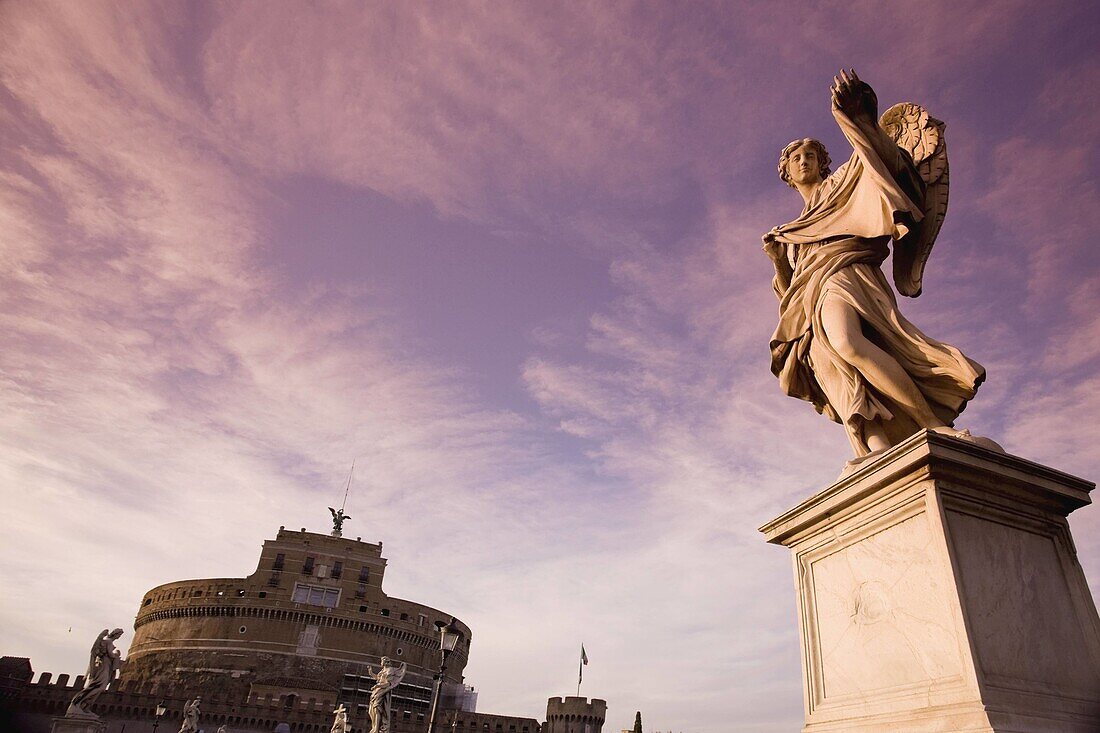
[437,617,463,654]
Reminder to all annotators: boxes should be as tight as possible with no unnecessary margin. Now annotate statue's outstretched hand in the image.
[831,69,877,124]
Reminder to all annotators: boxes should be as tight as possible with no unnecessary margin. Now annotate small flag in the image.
[577,644,588,695]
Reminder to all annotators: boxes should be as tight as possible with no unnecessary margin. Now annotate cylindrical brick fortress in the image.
[122,527,471,725]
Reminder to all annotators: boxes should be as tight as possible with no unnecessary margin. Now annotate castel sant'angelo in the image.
[123,524,471,715]
[1,519,606,733]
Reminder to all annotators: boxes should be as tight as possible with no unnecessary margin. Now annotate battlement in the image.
[0,673,376,730]
[544,697,606,733]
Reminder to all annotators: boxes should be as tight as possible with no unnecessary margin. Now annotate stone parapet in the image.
[544,697,607,733]
[2,673,374,732]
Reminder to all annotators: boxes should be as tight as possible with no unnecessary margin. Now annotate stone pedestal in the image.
[760,430,1100,732]
[50,717,107,733]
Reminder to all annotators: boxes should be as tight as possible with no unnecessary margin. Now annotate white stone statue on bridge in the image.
[762,69,999,471]
[178,697,201,733]
[367,657,407,733]
[331,703,351,733]
[65,628,124,718]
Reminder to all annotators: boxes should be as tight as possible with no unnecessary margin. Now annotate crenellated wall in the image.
[543,697,607,733]
[0,672,381,733]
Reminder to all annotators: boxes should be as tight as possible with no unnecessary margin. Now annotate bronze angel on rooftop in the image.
[762,70,997,469]
[329,506,351,537]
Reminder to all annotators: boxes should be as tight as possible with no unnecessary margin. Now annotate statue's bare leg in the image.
[862,419,891,453]
[819,294,946,432]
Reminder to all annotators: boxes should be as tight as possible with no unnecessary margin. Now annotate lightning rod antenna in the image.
[341,459,355,512]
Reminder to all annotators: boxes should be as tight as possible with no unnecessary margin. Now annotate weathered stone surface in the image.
[761,430,1100,732]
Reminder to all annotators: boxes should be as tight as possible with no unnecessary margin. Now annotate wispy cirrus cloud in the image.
[1,2,1098,732]
[0,0,608,707]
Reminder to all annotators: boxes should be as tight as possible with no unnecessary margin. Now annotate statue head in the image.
[778,138,831,188]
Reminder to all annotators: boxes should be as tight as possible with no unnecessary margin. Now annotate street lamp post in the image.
[151,702,167,733]
[426,617,463,733]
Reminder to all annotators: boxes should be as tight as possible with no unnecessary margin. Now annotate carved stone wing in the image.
[880,102,949,297]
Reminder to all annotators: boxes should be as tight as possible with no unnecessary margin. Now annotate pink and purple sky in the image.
[2,1,1099,730]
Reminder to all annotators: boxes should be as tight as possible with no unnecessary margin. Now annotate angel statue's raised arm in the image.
[762,69,998,472]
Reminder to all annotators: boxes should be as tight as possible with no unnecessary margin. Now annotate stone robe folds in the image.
[765,109,984,456]
[369,661,406,733]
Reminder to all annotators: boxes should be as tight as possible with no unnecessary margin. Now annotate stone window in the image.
[302,556,315,575]
[332,561,343,580]
[381,608,390,617]
[359,566,370,583]
[418,613,427,627]
[273,553,285,570]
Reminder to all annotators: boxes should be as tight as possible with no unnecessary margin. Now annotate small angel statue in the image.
[329,506,351,537]
[763,70,997,469]
[66,628,124,718]
[331,703,351,733]
[178,697,201,733]
[367,657,407,733]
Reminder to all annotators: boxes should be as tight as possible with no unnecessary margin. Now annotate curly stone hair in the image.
[778,138,831,188]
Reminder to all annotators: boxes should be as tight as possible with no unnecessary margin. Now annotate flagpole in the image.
[577,647,582,696]
[577,643,586,697]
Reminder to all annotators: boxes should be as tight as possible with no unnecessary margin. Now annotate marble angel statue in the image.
[763,70,997,469]
[367,656,407,733]
[331,703,351,733]
[178,697,202,733]
[66,628,124,717]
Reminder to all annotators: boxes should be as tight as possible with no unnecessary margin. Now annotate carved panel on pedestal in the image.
[946,509,1100,700]
[806,510,966,708]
